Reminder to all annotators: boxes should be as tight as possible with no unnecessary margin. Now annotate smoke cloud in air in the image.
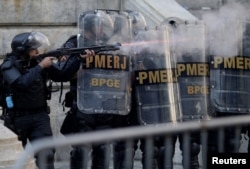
[202,2,250,56]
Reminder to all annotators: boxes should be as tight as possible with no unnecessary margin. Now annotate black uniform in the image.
[131,91,177,169]
[1,32,80,169]
[207,113,243,153]
[60,35,127,169]
[2,53,55,169]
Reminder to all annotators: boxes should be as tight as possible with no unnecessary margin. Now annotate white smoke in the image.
[202,2,250,56]
[169,21,206,62]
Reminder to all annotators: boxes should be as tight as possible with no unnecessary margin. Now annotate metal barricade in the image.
[13,115,250,169]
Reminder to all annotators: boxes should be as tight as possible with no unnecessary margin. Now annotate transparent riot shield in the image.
[126,10,147,36]
[243,22,250,57]
[133,27,180,125]
[77,10,132,115]
[210,20,250,114]
[171,21,211,121]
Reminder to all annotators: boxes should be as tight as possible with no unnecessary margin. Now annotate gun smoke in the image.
[202,1,250,56]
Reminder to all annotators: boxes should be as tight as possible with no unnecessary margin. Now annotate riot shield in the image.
[210,20,250,114]
[126,10,147,36]
[243,22,250,57]
[77,10,132,115]
[170,21,211,121]
[133,27,180,125]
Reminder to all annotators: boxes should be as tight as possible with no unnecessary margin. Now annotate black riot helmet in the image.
[83,15,106,40]
[11,32,50,55]
[83,15,103,30]
[78,10,114,46]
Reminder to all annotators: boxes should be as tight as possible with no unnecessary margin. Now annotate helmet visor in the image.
[27,32,51,53]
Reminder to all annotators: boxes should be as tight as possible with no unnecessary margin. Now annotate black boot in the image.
[70,147,88,169]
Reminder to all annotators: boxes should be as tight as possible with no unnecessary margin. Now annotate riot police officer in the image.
[58,33,110,169]
[207,18,250,154]
[1,31,94,169]
[65,13,112,169]
[158,19,209,169]
[60,10,133,169]
[111,10,152,169]
[131,24,182,169]
[59,34,92,169]
[59,34,79,136]
[59,33,107,169]
[1,32,56,169]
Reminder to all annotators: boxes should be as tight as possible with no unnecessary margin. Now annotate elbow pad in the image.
[1,59,21,84]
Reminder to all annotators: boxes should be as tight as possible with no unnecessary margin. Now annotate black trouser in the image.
[113,114,136,169]
[71,144,110,169]
[207,113,242,153]
[113,139,137,169]
[13,111,55,169]
[179,133,200,169]
[113,134,200,169]
[141,136,175,169]
[113,109,176,169]
[140,133,200,169]
[248,126,250,153]
[207,127,241,153]
[243,124,250,153]
[70,112,115,169]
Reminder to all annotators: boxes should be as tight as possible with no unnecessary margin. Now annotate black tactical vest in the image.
[13,60,47,110]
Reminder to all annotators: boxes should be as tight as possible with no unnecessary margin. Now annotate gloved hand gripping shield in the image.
[133,27,180,125]
[77,10,133,115]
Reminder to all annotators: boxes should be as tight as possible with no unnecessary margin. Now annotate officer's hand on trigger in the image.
[39,56,56,68]
[80,49,95,59]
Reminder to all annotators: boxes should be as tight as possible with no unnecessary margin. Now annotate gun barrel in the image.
[39,43,122,59]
